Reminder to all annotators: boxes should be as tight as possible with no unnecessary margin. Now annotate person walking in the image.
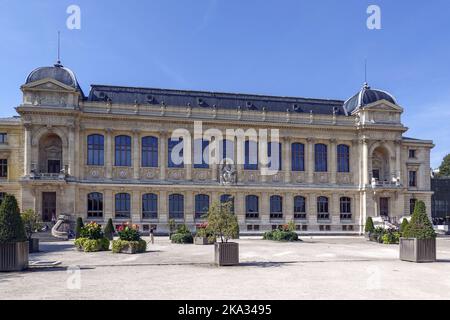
[149,227,155,245]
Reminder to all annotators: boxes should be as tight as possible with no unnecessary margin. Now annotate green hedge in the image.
[112,239,147,253]
[263,229,299,242]
[171,232,194,244]
[75,237,110,252]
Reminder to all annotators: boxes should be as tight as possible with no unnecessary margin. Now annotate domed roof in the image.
[25,62,81,91]
[343,83,397,115]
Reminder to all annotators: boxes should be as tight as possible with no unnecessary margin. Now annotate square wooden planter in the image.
[214,242,239,266]
[0,242,29,272]
[400,238,436,263]
[194,237,215,245]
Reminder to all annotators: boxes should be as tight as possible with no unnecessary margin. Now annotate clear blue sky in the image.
[0,0,449,168]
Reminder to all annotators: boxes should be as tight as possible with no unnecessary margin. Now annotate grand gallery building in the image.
[0,62,434,234]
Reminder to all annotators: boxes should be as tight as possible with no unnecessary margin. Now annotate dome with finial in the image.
[343,82,398,115]
[25,62,82,92]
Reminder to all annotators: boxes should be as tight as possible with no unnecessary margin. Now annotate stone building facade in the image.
[0,63,434,234]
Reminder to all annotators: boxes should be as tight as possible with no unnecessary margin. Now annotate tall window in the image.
[142,193,158,219]
[169,194,184,219]
[0,159,7,178]
[168,138,184,168]
[142,136,158,167]
[294,196,306,219]
[410,198,417,215]
[246,195,259,218]
[268,142,282,171]
[317,196,329,220]
[270,195,283,219]
[337,144,350,173]
[115,193,131,218]
[194,139,209,169]
[220,194,234,214]
[115,135,131,167]
[87,134,104,166]
[409,171,417,187]
[195,194,210,219]
[315,144,328,172]
[292,143,305,172]
[0,133,7,144]
[340,197,352,220]
[87,192,103,218]
[244,140,258,170]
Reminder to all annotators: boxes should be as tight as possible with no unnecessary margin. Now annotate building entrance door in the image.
[380,197,389,217]
[42,192,56,222]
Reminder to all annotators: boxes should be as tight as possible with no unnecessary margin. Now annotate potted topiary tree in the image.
[21,209,43,253]
[207,201,239,266]
[364,217,375,240]
[400,201,436,263]
[104,218,115,241]
[400,218,409,235]
[0,194,29,271]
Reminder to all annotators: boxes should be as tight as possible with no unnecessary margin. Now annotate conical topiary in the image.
[104,218,115,240]
[0,194,26,243]
[75,217,84,239]
[402,201,436,240]
[400,218,409,234]
[364,217,375,233]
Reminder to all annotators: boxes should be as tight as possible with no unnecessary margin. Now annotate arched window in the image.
[142,136,158,168]
[115,193,131,218]
[270,195,283,219]
[87,134,104,166]
[195,194,210,219]
[168,138,184,168]
[268,142,282,171]
[115,135,131,167]
[142,193,158,219]
[220,194,234,214]
[315,144,328,172]
[294,196,306,220]
[292,143,305,172]
[244,140,258,170]
[169,194,184,219]
[340,197,352,220]
[87,192,103,218]
[317,196,329,220]
[245,195,259,218]
[337,144,350,173]
[194,139,209,169]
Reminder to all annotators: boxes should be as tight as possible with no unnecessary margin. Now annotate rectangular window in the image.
[244,140,258,170]
[409,171,417,187]
[115,136,132,167]
[409,149,416,159]
[0,133,7,144]
[410,198,417,215]
[168,138,184,168]
[194,140,209,169]
[315,144,328,172]
[337,145,350,173]
[292,143,305,172]
[87,135,105,166]
[268,142,282,171]
[142,137,158,168]
[0,159,7,178]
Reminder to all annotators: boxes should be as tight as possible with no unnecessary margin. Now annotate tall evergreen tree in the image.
[437,154,450,177]
[0,194,26,243]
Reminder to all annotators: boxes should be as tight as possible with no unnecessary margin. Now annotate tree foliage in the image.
[365,217,375,233]
[103,218,115,240]
[402,201,436,240]
[207,201,239,243]
[0,194,26,243]
[437,154,450,177]
[75,217,84,239]
[21,209,43,240]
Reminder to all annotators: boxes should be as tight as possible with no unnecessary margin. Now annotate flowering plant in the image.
[80,222,104,240]
[117,223,141,241]
[195,222,214,238]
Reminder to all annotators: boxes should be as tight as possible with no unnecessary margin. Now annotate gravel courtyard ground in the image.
[1,236,450,300]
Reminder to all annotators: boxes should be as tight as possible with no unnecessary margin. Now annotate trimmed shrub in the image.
[365,217,375,234]
[400,219,409,234]
[75,237,109,252]
[381,231,401,244]
[171,232,193,244]
[75,217,84,239]
[80,222,103,240]
[103,219,115,240]
[402,201,436,240]
[112,239,147,253]
[263,229,299,242]
[0,194,26,243]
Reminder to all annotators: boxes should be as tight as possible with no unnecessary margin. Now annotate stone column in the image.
[104,189,113,221]
[235,138,244,183]
[307,138,315,184]
[184,191,194,225]
[159,190,168,223]
[361,138,369,187]
[283,137,291,183]
[133,130,140,180]
[331,193,339,224]
[68,125,75,176]
[24,124,32,177]
[330,139,337,184]
[395,140,401,181]
[131,191,141,223]
[261,192,270,227]
[309,193,317,225]
[105,129,113,179]
[159,132,167,180]
[284,192,294,222]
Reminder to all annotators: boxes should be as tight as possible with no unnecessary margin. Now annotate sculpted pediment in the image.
[21,78,77,93]
[362,100,403,113]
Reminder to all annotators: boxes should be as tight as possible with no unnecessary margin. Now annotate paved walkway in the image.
[1,237,450,300]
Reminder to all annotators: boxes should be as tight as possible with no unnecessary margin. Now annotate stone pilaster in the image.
[283,137,291,183]
[159,190,168,223]
[105,129,113,179]
[133,130,140,179]
[159,132,167,180]
[284,192,294,222]
[330,139,337,184]
[104,189,113,221]
[185,191,194,224]
[23,124,32,177]
[307,138,315,183]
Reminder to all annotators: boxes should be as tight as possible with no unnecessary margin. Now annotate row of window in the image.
[86,134,351,172]
[86,192,353,221]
